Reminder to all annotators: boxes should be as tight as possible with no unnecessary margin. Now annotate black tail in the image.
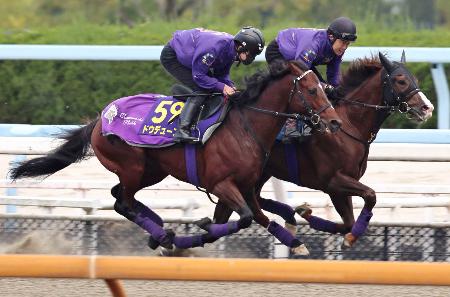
[9,119,98,180]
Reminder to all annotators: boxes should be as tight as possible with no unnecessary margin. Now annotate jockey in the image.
[160,27,265,143]
[265,17,357,140]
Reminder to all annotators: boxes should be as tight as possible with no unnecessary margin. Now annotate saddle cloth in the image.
[101,93,227,147]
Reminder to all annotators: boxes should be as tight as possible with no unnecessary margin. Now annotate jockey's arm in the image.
[215,63,235,89]
[192,49,224,92]
[326,56,342,87]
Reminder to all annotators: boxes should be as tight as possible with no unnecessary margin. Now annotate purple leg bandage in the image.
[208,221,239,238]
[135,201,163,226]
[259,198,296,224]
[351,207,373,237]
[307,216,338,234]
[173,234,204,249]
[267,221,299,248]
[134,213,166,242]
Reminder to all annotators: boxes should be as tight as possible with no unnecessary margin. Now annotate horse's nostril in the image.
[329,119,342,132]
[423,104,434,112]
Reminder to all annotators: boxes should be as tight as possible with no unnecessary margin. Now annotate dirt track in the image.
[0,279,449,297]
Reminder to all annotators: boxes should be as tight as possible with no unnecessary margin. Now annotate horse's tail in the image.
[10,118,99,180]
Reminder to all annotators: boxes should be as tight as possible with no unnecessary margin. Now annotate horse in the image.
[10,60,342,253]
[211,52,434,249]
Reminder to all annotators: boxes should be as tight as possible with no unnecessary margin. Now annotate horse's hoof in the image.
[159,229,175,250]
[285,222,297,236]
[147,236,160,250]
[294,203,312,218]
[291,243,310,256]
[159,247,174,257]
[195,217,212,231]
[342,233,356,249]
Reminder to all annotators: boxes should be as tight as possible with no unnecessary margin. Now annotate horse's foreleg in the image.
[327,174,376,248]
[258,197,297,226]
[330,195,355,234]
[246,191,309,256]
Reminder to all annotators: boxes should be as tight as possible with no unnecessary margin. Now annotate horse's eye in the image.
[397,80,407,85]
[308,88,317,95]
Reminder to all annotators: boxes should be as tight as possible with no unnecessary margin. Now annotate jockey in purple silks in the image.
[160,27,265,143]
[265,17,357,140]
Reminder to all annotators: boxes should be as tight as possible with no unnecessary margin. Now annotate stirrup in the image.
[173,130,199,143]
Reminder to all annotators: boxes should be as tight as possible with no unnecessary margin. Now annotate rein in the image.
[236,69,326,174]
[245,70,331,126]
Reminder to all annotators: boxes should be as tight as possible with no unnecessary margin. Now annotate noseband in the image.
[338,65,422,145]
[339,66,421,114]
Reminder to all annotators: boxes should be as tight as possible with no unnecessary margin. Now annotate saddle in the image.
[100,88,231,148]
[171,84,225,121]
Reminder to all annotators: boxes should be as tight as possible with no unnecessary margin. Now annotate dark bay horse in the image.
[212,52,434,249]
[10,60,342,252]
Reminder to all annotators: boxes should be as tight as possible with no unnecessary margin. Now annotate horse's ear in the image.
[288,60,308,76]
[400,50,406,64]
[378,52,395,74]
[287,61,302,76]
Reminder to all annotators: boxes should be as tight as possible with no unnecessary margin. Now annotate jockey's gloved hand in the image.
[324,84,342,100]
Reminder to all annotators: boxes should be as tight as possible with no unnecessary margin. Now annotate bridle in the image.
[339,66,420,115]
[338,63,422,146]
[238,68,332,172]
[245,70,332,126]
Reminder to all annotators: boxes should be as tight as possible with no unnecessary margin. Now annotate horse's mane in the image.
[230,60,306,106]
[338,56,382,95]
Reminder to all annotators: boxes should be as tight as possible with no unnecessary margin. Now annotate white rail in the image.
[1,136,449,161]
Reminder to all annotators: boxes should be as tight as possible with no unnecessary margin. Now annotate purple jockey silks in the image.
[101,93,223,147]
[351,207,373,237]
[276,28,342,86]
[169,28,236,91]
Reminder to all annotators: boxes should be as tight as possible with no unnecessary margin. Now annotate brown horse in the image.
[211,52,434,249]
[10,60,341,252]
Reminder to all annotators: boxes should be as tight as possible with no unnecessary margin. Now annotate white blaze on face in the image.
[419,92,434,120]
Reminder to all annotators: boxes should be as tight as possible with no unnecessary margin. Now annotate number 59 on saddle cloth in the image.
[101,93,228,148]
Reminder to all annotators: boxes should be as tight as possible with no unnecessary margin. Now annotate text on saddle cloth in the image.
[101,93,226,147]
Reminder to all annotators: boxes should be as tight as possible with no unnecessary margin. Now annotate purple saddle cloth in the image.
[101,93,225,147]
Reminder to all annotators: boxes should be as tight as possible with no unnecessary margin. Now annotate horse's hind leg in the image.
[92,131,172,249]
[171,178,254,249]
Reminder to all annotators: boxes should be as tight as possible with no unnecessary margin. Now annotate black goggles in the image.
[338,32,357,42]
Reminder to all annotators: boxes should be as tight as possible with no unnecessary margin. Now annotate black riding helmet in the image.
[234,26,265,65]
[327,17,357,42]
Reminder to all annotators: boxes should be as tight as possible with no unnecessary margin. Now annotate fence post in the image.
[5,155,26,214]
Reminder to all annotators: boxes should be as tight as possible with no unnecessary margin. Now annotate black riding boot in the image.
[174,96,204,143]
